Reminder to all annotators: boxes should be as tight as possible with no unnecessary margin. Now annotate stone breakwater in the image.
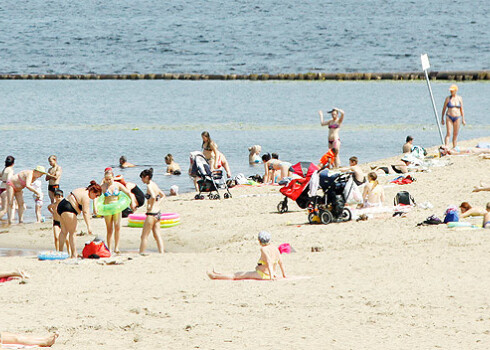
[0,71,488,81]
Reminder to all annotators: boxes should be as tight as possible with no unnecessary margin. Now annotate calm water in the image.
[1,80,489,222]
[0,0,489,74]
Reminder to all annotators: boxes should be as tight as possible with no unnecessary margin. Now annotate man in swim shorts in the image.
[46,155,62,204]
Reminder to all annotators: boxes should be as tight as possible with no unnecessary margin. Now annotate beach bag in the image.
[443,209,459,223]
[82,239,111,259]
[394,191,416,206]
[411,145,427,159]
[417,215,442,226]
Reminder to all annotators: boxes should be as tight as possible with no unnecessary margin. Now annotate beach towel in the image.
[391,175,415,185]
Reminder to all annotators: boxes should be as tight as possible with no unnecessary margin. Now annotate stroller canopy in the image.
[289,162,319,178]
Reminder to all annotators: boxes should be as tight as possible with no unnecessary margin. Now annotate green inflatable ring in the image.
[96,192,131,216]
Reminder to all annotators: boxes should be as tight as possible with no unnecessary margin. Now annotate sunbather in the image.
[473,182,490,192]
[207,231,286,280]
[483,203,490,229]
[459,202,487,218]
[0,331,58,347]
[0,270,29,283]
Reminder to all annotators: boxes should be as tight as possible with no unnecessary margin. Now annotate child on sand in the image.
[48,189,69,252]
[31,179,44,223]
[207,231,286,280]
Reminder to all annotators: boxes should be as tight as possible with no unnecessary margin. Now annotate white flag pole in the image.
[421,54,444,144]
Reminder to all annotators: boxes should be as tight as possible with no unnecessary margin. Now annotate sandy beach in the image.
[1,137,489,349]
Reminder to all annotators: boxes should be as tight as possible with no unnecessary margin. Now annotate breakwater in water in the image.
[0,71,489,81]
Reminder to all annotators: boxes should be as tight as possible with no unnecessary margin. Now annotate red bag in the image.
[82,240,111,259]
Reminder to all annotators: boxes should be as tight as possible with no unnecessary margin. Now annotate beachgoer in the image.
[338,156,366,186]
[318,148,338,170]
[119,156,135,168]
[459,202,487,218]
[207,231,286,280]
[483,203,490,229]
[47,189,69,252]
[45,155,62,204]
[362,172,385,207]
[0,269,29,283]
[6,166,48,225]
[201,131,232,177]
[473,182,490,193]
[319,107,344,167]
[441,84,465,149]
[0,156,15,219]
[0,331,58,347]
[170,185,179,196]
[139,168,165,254]
[439,145,490,156]
[261,153,292,183]
[114,175,145,217]
[248,145,262,164]
[101,169,134,253]
[165,154,182,175]
[57,181,102,258]
[403,136,413,154]
[31,179,44,223]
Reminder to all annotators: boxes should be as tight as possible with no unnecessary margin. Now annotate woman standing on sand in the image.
[201,131,232,177]
[441,84,465,149]
[319,107,345,167]
[207,231,286,280]
[100,169,134,253]
[57,181,102,258]
[0,156,15,219]
[6,166,48,225]
[139,168,165,254]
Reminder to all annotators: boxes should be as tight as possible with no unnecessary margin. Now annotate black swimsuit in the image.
[353,176,366,186]
[131,186,145,208]
[57,193,82,216]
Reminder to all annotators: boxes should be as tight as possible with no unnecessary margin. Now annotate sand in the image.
[1,137,489,349]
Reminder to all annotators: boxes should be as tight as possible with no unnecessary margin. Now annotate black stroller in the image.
[307,170,353,225]
[189,151,232,200]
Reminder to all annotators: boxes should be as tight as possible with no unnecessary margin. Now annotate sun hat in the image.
[449,84,458,91]
[258,231,271,244]
[33,165,48,174]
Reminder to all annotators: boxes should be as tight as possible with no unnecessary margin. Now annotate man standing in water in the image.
[46,155,62,204]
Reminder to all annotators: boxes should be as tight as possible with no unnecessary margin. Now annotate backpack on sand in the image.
[394,191,416,206]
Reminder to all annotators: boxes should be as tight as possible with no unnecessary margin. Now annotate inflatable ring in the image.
[128,213,180,221]
[128,221,180,228]
[96,192,131,216]
[38,251,69,260]
[128,218,180,225]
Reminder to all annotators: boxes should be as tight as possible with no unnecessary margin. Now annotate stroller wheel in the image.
[194,194,202,200]
[308,212,321,224]
[340,208,352,222]
[224,193,230,199]
[320,210,334,225]
[277,202,288,214]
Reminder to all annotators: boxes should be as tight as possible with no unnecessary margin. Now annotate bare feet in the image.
[42,332,59,347]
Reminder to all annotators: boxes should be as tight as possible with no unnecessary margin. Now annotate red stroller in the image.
[277,162,319,213]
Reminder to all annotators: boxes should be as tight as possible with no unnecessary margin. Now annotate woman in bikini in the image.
[362,172,385,208]
[441,84,465,149]
[0,156,15,220]
[139,168,165,255]
[261,153,292,183]
[207,231,286,280]
[319,107,345,167]
[100,169,134,254]
[57,181,102,258]
[201,131,232,177]
[6,166,48,225]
